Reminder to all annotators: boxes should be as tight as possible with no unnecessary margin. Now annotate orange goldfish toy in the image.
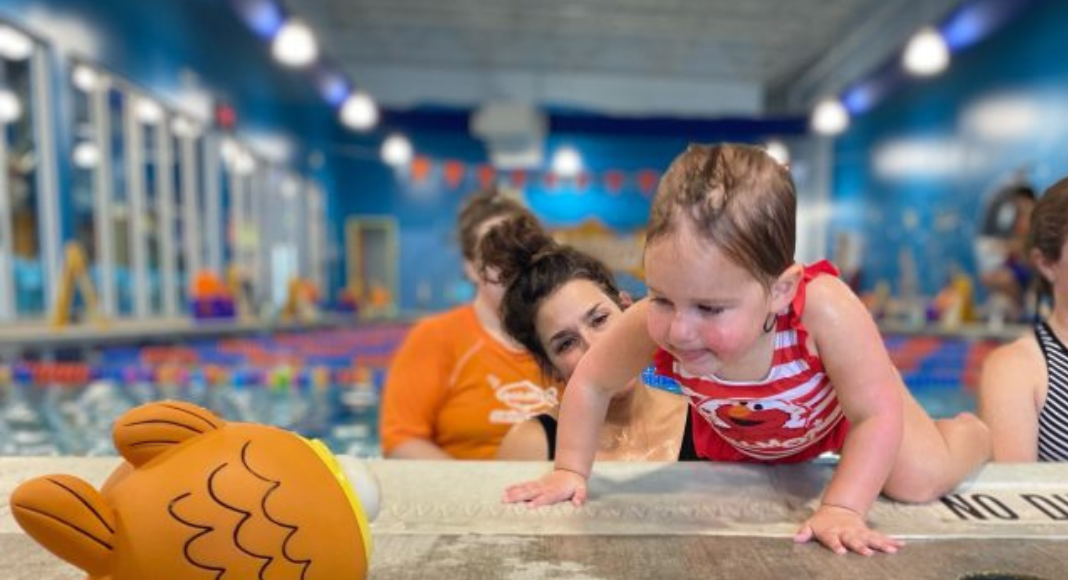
[11,401,375,580]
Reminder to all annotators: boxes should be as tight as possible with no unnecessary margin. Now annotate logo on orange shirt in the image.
[487,374,558,424]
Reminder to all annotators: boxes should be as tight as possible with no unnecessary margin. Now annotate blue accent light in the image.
[942,2,998,50]
[234,0,284,39]
[941,0,1034,52]
[843,84,877,115]
[842,69,899,115]
[316,70,350,107]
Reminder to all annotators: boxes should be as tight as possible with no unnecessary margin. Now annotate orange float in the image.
[11,401,373,580]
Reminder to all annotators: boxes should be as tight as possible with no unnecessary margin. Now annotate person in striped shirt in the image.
[504,143,991,556]
[980,176,1068,462]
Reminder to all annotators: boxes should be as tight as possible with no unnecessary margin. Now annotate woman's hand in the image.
[502,469,588,507]
[794,504,904,555]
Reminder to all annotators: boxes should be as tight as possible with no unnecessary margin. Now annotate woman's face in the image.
[534,279,622,381]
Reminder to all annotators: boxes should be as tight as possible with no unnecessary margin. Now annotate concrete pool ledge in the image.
[368,460,1068,540]
[2,458,1067,539]
[3,458,1068,579]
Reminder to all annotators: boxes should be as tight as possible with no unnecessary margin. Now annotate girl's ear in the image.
[619,291,634,309]
[769,263,803,312]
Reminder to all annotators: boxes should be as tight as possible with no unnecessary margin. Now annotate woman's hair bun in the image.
[478,213,554,287]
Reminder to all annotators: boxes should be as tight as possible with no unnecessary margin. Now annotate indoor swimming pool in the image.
[0,329,1001,459]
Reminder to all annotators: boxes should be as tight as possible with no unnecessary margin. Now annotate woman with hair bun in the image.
[481,213,695,462]
[379,190,555,459]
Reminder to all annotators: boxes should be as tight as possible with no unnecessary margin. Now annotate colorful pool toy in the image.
[11,401,375,580]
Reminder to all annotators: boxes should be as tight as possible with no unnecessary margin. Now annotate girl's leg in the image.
[882,390,991,503]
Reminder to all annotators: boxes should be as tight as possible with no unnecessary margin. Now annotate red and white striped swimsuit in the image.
[651,261,849,463]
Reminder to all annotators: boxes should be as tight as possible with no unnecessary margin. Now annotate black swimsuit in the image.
[535,411,699,461]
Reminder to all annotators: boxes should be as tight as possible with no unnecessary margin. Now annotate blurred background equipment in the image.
[0,0,1057,463]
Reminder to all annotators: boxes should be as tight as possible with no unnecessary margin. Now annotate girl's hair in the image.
[457,188,534,262]
[647,143,797,287]
[1027,177,1068,297]
[480,213,623,379]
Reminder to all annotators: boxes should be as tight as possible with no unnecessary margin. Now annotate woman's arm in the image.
[979,337,1042,462]
[495,418,551,461]
[503,299,659,505]
[387,438,454,459]
[380,321,453,459]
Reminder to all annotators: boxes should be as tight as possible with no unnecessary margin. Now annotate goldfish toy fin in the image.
[11,474,117,577]
[112,401,225,467]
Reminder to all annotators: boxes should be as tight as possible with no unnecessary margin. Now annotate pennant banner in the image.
[399,156,660,198]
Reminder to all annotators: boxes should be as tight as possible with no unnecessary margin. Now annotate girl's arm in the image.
[979,337,1042,461]
[804,275,903,514]
[794,276,906,555]
[503,299,659,505]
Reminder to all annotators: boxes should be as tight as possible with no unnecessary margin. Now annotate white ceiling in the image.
[286,0,968,117]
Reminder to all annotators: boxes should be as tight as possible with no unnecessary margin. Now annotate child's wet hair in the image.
[1028,176,1068,296]
[647,143,796,287]
[479,213,624,379]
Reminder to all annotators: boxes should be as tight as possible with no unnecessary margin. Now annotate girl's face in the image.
[534,279,622,381]
[643,223,792,380]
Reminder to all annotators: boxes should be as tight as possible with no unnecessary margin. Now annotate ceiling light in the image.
[903,26,950,77]
[72,65,99,92]
[233,150,256,175]
[72,141,100,169]
[0,89,22,123]
[170,116,198,138]
[810,98,849,136]
[764,140,791,166]
[340,92,378,131]
[272,20,318,67]
[135,97,164,125]
[551,146,582,178]
[220,138,240,165]
[381,134,413,167]
[0,25,33,61]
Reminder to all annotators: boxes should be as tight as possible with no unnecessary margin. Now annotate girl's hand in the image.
[794,504,905,555]
[502,469,588,508]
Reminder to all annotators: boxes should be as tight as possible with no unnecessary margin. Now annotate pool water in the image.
[0,327,407,458]
[0,332,995,458]
[0,379,382,457]
[885,334,995,419]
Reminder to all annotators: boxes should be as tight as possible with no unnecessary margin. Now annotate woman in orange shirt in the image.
[380,190,555,459]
